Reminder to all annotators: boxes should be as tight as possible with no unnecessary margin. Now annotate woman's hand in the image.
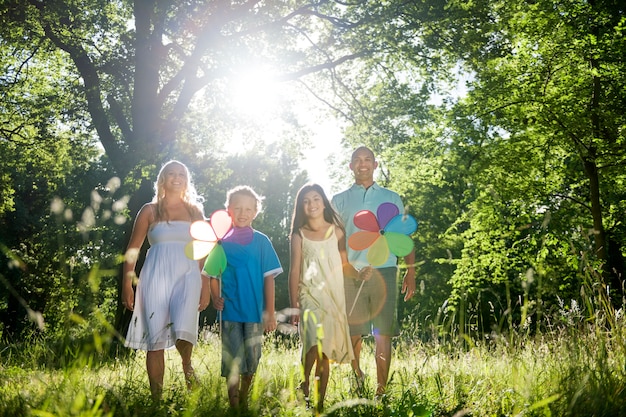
[198,276,210,311]
[121,282,135,311]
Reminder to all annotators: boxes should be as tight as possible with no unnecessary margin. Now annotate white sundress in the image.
[298,226,354,363]
[125,221,201,351]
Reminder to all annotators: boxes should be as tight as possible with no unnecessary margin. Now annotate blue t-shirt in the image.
[210,230,282,323]
[332,182,405,269]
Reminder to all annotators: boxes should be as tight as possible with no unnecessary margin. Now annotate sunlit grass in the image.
[2,322,626,416]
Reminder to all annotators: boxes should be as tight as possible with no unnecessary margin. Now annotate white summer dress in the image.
[125,221,201,351]
[298,226,354,363]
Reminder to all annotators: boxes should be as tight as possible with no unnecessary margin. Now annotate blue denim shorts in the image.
[221,321,263,377]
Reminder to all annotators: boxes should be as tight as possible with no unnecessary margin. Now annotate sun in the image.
[225,64,349,192]
[229,66,281,119]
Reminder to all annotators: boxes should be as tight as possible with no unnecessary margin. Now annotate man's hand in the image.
[358,265,373,281]
[401,268,416,301]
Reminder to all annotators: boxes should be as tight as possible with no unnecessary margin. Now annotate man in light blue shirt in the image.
[332,145,416,397]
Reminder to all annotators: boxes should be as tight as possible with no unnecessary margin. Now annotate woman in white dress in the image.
[121,160,210,400]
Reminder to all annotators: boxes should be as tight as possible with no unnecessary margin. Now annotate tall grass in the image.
[2,252,625,416]
[2,315,626,416]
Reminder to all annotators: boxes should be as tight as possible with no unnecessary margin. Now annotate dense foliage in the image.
[334,0,626,337]
[0,0,625,349]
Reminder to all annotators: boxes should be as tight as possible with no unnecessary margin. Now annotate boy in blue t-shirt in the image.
[204,185,283,409]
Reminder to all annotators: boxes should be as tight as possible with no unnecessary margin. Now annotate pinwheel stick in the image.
[218,270,222,340]
[349,279,365,317]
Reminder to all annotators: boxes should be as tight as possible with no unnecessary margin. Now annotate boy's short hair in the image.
[225,185,264,213]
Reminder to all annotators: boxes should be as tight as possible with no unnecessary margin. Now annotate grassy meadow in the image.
[2,317,626,417]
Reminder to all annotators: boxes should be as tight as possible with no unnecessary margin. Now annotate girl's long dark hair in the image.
[290,183,344,236]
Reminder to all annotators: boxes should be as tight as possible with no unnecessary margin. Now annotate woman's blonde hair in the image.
[152,160,203,222]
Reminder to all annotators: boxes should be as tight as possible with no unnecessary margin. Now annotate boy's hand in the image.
[263,311,277,333]
[212,296,224,311]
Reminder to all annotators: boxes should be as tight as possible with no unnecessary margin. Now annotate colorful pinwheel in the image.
[348,202,417,266]
[346,203,417,317]
[184,209,253,275]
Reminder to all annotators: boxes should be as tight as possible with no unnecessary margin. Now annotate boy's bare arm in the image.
[263,274,276,332]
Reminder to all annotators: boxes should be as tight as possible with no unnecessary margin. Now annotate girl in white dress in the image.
[121,160,209,401]
[288,183,357,412]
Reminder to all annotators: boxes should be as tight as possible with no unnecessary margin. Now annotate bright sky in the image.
[222,63,472,198]
[300,117,351,195]
[226,65,352,195]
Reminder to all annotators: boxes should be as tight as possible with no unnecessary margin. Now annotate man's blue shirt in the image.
[332,182,404,269]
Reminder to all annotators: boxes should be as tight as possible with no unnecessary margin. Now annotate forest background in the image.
[0,1,625,414]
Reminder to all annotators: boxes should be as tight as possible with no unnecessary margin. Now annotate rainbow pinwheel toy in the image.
[184,209,253,275]
[348,202,417,266]
[346,202,417,316]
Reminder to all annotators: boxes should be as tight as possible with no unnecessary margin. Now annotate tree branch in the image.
[41,24,127,176]
[275,52,367,81]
